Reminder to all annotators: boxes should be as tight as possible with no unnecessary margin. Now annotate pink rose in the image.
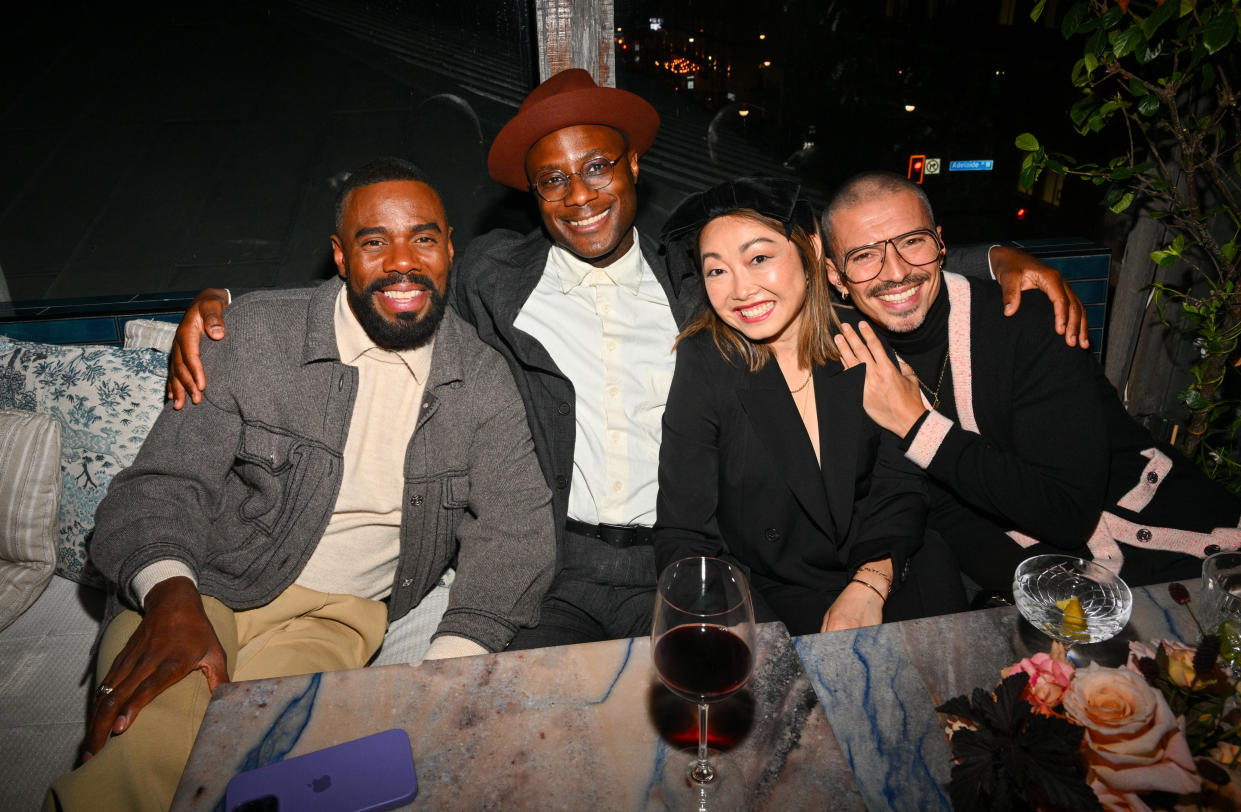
[1001,651,1075,714]
[1062,664,1200,803]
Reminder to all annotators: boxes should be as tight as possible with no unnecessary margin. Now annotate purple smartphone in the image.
[224,728,417,812]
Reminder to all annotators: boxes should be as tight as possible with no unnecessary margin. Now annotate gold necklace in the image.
[916,351,950,410]
[789,368,813,394]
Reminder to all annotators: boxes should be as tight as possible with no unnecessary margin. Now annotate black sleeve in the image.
[654,339,729,575]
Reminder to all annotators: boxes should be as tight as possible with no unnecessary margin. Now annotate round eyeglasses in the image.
[841,228,944,283]
[530,151,627,202]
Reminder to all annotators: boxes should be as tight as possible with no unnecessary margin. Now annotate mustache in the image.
[864,270,932,296]
[362,272,442,297]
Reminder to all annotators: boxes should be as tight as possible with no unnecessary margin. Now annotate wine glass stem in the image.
[692,702,715,784]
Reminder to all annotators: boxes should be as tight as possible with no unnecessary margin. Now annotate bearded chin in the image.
[345,271,448,350]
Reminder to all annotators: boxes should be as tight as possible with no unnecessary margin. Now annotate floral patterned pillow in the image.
[0,337,167,587]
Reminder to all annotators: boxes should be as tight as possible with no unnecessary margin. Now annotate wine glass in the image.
[651,557,756,786]
[1013,554,1133,655]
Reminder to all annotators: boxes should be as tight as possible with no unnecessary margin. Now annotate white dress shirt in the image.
[513,230,679,526]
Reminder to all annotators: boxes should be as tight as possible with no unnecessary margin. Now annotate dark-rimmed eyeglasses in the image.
[530,151,628,202]
[841,228,944,283]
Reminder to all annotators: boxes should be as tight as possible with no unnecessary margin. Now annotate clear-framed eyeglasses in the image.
[841,228,944,283]
[530,151,628,202]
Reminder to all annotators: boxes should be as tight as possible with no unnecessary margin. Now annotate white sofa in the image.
[0,322,448,811]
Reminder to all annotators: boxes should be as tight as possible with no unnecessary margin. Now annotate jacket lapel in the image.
[736,362,834,536]
[816,362,864,538]
[475,234,565,377]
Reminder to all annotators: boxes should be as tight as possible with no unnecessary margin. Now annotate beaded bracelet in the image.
[850,578,888,603]
[857,565,892,583]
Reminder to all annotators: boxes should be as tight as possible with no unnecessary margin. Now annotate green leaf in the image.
[1143,0,1178,38]
[1179,0,1194,18]
[1109,190,1135,213]
[1020,162,1041,190]
[1062,3,1087,38]
[1204,11,1237,55]
[1138,94,1161,116]
[1015,132,1040,152]
[1172,234,1188,253]
[1099,5,1126,30]
[1152,250,1178,266]
[1031,0,1048,23]
[1114,24,1146,58]
[1084,51,1099,74]
[1087,28,1107,59]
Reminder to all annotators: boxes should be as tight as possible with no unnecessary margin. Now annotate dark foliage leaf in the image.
[1203,11,1236,56]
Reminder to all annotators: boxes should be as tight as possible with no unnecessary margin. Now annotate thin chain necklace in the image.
[789,368,813,394]
[917,350,950,410]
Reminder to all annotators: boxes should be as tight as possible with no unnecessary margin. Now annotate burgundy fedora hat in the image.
[487,68,660,191]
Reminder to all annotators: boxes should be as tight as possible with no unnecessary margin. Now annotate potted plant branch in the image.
[1017,0,1241,489]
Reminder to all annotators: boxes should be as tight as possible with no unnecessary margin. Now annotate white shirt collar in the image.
[547,229,645,294]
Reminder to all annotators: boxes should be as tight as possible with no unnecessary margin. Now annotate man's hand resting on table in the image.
[82,577,228,762]
[989,246,1090,349]
[168,288,230,409]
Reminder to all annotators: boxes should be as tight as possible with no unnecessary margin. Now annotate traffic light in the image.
[907,154,926,184]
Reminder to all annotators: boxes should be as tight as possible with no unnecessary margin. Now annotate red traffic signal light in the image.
[907,155,926,184]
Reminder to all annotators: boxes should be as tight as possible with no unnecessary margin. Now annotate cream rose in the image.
[1062,664,1200,800]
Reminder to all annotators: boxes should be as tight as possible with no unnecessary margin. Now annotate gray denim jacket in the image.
[91,278,555,651]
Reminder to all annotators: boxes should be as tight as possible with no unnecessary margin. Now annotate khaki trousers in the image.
[47,585,387,812]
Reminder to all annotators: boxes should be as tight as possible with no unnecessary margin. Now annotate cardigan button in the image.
[764,528,781,542]
[555,475,569,489]
[557,402,571,415]
[1146,471,1159,484]
[401,578,413,588]
[1136,528,1152,542]
[1205,544,1221,556]
[409,494,424,507]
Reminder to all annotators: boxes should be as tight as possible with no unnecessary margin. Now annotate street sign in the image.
[949,159,994,172]
[925,158,941,175]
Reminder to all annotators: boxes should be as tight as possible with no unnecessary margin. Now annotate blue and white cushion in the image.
[0,337,167,587]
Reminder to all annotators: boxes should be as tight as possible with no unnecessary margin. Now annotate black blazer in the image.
[654,331,927,634]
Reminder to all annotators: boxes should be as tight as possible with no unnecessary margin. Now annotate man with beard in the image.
[166,72,1087,649]
[825,170,1241,600]
[45,158,554,812]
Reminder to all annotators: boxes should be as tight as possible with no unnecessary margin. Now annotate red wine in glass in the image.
[653,624,752,703]
[651,557,757,786]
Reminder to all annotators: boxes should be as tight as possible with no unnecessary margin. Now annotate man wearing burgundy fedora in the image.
[165,69,1090,650]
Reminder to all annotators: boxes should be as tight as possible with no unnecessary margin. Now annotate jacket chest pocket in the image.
[230,424,311,534]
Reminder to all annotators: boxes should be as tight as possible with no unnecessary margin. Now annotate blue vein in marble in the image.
[209,673,322,812]
[588,636,634,706]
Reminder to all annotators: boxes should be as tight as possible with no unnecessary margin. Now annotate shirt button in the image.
[557,402,571,415]
[1136,528,1153,542]
[612,481,622,492]
[555,475,569,489]
[764,528,781,542]
[409,494,424,507]
[401,578,413,588]
[1146,471,1159,484]
[1205,544,1222,556]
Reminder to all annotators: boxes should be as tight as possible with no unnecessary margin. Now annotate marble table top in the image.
[174,580,1202,812]
[793,581,1202,812]
[174,622,862,811]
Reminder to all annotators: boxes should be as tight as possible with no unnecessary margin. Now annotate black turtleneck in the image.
[878,285,955,419]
